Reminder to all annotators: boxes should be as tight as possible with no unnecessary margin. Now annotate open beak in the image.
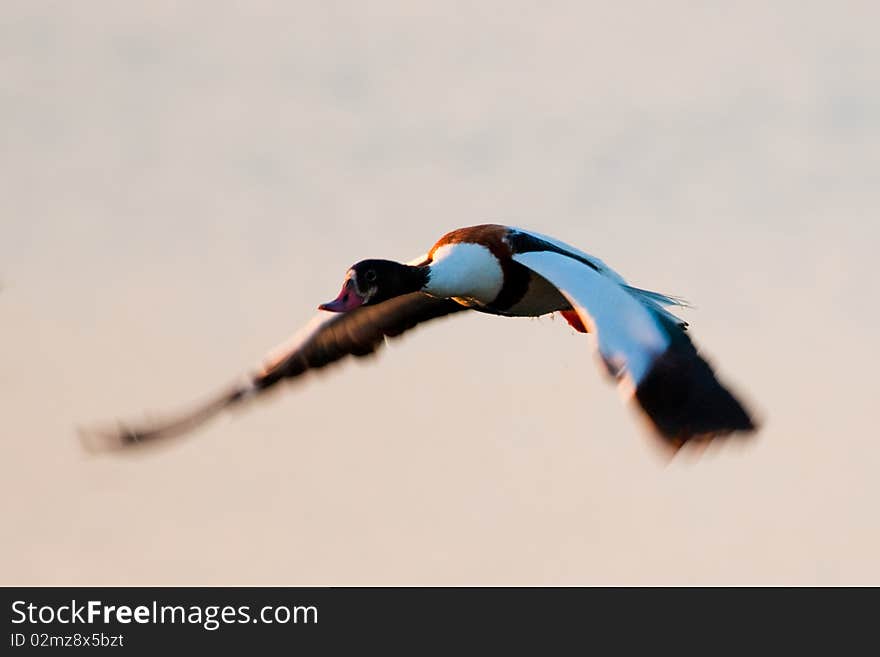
[318,279,365,312]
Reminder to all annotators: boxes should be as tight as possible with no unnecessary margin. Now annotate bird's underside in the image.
[80,225,757,454]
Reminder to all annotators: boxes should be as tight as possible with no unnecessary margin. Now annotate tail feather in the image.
[624,285,690,309]
[625,285,690,329]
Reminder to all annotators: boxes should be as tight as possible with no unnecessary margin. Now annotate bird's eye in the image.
[364,269,377,283]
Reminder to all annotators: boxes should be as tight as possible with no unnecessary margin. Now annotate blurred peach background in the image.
[2,1,878,585]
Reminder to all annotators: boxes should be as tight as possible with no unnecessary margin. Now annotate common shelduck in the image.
[81,224,757,452]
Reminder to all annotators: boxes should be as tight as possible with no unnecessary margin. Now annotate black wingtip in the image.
[78,423,145,453]
[634,341,759,447]
[77,381,254,453]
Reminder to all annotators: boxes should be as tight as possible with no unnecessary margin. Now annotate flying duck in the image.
[81,224,757,452]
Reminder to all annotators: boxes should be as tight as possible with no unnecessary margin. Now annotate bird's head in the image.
[319,259,428,312]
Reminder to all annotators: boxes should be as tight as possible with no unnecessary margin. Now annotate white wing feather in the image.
[513,250,669,385]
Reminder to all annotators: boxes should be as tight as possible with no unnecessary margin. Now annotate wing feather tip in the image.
[632,342,759,450]
[77,423,143,453]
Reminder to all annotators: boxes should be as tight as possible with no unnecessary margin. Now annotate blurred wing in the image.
[254,293,465,388]
[80,293,466,451]
[513,250,756,445]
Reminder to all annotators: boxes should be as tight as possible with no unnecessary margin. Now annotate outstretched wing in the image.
[255,293,465,388]
[513,250,756,446]
[80,293,466,451]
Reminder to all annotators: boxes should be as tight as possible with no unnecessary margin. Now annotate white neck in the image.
[424,243,504,303]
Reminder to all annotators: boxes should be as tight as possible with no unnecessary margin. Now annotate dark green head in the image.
[319,259,429,312]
